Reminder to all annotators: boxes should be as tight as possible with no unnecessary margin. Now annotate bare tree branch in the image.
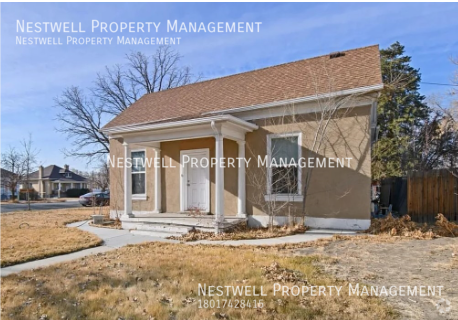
[54,86,110,163]
[55,45,200,163]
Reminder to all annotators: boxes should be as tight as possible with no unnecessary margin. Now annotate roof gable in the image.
[29,165,87,182]
[103,45,382,129]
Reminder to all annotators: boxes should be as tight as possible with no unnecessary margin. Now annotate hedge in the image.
[65,188,91,197]
[19,189,39,201]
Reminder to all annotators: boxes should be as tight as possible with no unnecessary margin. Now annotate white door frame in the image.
[180,148,210,212]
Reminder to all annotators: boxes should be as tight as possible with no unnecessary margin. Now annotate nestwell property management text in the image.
[15,20,262,45]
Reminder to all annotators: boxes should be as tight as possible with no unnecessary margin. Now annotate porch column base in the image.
[236,213,247,218]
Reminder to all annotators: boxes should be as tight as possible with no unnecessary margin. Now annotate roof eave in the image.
[202,84,384,116]
[101,114,258,136]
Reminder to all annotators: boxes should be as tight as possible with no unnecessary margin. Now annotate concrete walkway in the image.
[1,221,356,277]
[69,221,178,248]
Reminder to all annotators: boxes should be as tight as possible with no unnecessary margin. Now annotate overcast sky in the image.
[1,2,458,172]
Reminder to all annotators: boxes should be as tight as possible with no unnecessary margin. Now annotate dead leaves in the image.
[435,213,458,237]
[182,297,195,305]
[261,262,308,284]
[158,295,173,305]
[169,224,308,242]
[212,312,229,319]
[367,213,458,239]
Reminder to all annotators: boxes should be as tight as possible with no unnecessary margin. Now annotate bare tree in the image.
[414,95,458,171]
[95,47,196,116]
[55,46,199,163]
[413,57,458,174]
[87,160,110,192]
[1,146,24,200]
[21,134,39,210]
[298,93,363,217]
[246,113,302,230]
[55,87,109,161]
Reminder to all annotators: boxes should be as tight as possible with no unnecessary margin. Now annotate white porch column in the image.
[215,135,225,231]
[153,147,162,213]
[123,142,133,217]
[58,182,61,198]
[237,140,247,217]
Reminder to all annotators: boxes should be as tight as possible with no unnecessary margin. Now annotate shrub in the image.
[65,188,90,197]
[19,189,38,201]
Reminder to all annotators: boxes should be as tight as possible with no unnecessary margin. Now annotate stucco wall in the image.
[109,137,238,216]
[109,139,156,217]
[109,104,371,221]
[245,105,372,221]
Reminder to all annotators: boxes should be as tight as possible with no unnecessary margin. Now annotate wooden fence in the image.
[407,169,458,223]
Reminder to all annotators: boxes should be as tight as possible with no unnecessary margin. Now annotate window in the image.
[131,150,146,195]
[267,133,302,199]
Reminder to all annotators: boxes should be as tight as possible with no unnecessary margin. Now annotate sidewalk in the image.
[1,222,356,277]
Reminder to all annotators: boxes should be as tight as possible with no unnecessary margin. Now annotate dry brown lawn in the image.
[1,208,103,267]
[1,242,395,320]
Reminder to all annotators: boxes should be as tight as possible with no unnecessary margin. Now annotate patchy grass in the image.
[1,208,103,267]
[0,242,395,320]
[170,224,307,242]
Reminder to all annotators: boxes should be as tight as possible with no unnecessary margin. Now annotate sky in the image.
[1,2,458,172]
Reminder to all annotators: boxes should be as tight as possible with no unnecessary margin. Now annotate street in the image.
[1,200,82,213]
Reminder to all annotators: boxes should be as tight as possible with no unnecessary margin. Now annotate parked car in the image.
[79,192,110,206]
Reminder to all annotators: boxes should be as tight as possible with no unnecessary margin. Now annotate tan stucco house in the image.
[102,45,383,233]
[27,165,88,198]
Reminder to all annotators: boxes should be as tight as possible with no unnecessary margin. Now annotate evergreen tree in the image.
[372,42,430,180]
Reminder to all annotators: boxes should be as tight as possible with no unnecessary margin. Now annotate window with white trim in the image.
[131,150,146,195]
[268,133,301,195]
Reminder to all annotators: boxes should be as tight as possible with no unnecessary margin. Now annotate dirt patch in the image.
[292,237,458,320]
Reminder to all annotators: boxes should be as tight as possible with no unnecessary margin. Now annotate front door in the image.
[181,149,210,212]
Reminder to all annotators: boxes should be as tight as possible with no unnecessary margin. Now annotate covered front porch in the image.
[107,115,258,234]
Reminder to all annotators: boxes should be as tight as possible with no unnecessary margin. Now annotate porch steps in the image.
[130,230,179,238]
[130,223,193,238]
[121,214,247,236]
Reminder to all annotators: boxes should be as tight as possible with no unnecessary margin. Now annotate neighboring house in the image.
[102,45,383,231]
[27,165,88,198]
[1,168,19,200]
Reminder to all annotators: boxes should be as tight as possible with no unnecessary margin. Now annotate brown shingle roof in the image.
[103,45,382,129]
